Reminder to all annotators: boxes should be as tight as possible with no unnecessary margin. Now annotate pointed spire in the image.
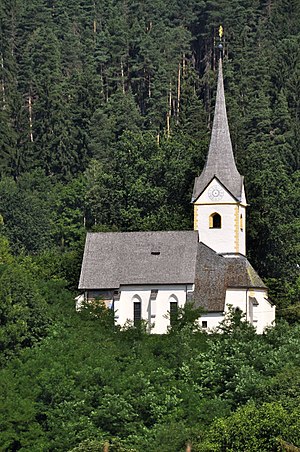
[192,57,243,201]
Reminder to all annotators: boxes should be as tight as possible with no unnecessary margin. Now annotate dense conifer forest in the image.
[0,0,299,450]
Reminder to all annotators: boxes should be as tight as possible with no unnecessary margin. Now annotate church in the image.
[78,55,275,334]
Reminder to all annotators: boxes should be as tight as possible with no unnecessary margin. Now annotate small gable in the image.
[194,178,237,204]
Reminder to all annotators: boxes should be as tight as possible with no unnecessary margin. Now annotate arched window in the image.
[240,214,243,231]
[168,295,178,326]
[209,213,222,229]
[132,295,142,326]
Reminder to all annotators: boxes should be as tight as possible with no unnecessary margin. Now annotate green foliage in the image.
[0,233,13,265]
[167,302,204,334]
[1,305,300,450]
[216,304,256,337]
[198,402,300,451]
[52,177,86,250]
[0,0,298,295]
[0,2,300,450]
[0,172,55,253]
[0,262,50,359]
[85,131,201,231]
[79,300,116,331]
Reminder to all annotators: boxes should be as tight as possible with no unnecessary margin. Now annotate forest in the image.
[0,0,299,450]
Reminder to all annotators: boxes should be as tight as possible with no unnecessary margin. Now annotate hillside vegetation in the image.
[0,0,300,450]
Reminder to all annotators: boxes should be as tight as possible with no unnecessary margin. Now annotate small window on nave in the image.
[168,295,178,326]
[240,214,243,231]
[209,213,221,229]
[132,295,142,326]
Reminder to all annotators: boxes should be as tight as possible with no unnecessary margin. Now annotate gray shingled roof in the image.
[79,231,199,289]
[193,243,267,311]
[192,58,243,201]
[79,232,266,313]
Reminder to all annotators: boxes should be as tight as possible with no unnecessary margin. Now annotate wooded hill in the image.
[0,0,299,301]
[0,1,300,449]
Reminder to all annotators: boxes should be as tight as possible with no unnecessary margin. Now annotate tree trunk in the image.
[182,53,186,74]
[148,74,151,98]
[0,54,6,110]
[186,442,192,452]
[93,0,97,35]
[166,82,172,138]
[177,62,181,123]
[121,59,125,94]
[28,93,34,142]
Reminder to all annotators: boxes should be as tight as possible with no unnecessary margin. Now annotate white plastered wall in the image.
[198,288,275,333]
[194,178,246,255]
[199,312,225,331]
[82,284,274,334]
[114,284,194,334]
[247,289,275,334]
[224,287,275,333]
[238,205,246,255]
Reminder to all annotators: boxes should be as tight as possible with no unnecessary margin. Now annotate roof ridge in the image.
[87,230,197,235]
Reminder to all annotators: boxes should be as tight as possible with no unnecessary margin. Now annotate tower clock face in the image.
[208,185,224,201]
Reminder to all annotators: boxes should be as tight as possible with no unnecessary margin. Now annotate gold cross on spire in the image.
[219,25,223,39]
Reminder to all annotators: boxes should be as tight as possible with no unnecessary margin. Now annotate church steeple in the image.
[192,45,247,256]
[192,57,243,202]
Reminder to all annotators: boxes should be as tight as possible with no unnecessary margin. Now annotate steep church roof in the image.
[192,58,243,201]
[79,232,266,313]
[79,230,199,289]
[193,243,266,312]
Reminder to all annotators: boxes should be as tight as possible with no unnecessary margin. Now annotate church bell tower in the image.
[192,44,247,256]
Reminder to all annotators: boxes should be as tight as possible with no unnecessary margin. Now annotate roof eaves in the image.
[193,174,241,203]
[78,232,91,289]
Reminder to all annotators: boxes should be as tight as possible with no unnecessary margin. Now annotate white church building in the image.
[78,56,275,334]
